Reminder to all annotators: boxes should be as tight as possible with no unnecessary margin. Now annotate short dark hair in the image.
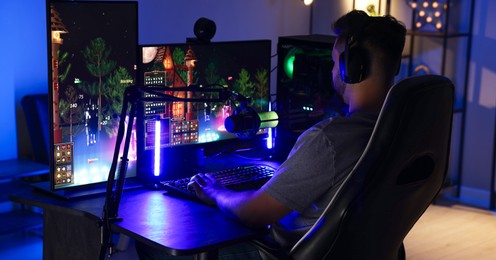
[333,10,406,77]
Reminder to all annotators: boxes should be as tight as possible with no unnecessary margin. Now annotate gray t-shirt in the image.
[261,111,378,249]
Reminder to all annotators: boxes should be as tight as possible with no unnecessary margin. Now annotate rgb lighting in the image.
[154,120,161,177]
[266,102,274,149]
[283,48,303,79]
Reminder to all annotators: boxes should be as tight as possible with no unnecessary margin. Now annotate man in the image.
[188,9,406,249]
[137,10,406,259]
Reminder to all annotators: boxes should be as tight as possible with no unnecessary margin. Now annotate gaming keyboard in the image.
[161,164,276,202]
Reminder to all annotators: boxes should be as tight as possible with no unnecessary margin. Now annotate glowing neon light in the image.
[154,120,161,177]
[267,102,274,149]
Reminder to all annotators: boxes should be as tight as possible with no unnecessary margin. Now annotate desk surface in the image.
[10,183,267,256]
[0,159,49,180]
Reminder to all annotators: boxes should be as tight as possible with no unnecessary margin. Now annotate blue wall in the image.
[0,0,48,160]
[0,2,16,160]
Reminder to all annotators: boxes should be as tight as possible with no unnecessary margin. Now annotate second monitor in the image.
[137,40,273,182]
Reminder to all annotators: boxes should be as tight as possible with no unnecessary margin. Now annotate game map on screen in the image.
[49,1,138,190]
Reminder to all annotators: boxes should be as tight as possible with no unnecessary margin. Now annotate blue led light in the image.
[267,102,274,149]
[154,120,161,177]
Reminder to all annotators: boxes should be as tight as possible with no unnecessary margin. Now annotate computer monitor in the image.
[136,40,272,182]
[46,0,139,195]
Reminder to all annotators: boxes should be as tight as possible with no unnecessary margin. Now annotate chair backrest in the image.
[21,94,50,164]
[290,75,454,260]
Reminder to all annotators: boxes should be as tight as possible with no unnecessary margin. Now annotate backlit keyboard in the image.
[161,164,275,201]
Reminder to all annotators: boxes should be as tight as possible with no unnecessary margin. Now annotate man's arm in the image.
[188,173,292,228]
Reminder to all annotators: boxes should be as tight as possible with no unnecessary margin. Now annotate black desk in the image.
[10,183,268,259]
[0,159,48,234]
[0,159,49,202]
[0,159,49,180]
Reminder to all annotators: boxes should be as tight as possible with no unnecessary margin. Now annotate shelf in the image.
[407,30,471,38]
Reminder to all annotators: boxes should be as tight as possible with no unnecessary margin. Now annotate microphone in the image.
[224,108,278,139]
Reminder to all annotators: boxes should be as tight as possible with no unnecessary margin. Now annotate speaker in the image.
[275,35,344,161]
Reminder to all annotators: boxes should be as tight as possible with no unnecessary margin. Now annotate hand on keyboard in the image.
[188,173,227,206]
[161,164,275,203]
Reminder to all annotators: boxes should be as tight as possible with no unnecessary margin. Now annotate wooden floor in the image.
[404,203,496,259]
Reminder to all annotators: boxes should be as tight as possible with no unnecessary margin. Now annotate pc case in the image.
[274,34,340,161]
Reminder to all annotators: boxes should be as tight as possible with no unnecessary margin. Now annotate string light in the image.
[407,0,445,31]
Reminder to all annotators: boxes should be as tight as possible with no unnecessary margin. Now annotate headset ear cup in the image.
[340,46,367,84]
[348,47,367,83]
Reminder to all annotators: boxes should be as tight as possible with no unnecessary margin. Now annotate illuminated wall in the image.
[0,1,16,160]
[0,0,47,161]
[460,0,496,208]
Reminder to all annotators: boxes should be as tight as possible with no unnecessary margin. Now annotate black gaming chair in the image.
[255,74,454,260]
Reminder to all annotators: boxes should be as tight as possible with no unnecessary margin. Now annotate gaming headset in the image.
[339,16,371,84]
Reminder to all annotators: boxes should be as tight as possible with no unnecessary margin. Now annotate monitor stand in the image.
[31,178,142,200]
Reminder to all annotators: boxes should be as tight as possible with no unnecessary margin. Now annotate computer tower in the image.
[274,34,341,161]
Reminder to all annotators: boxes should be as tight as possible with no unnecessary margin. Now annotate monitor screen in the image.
[47,0,139,191]
[137,40,272,181]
